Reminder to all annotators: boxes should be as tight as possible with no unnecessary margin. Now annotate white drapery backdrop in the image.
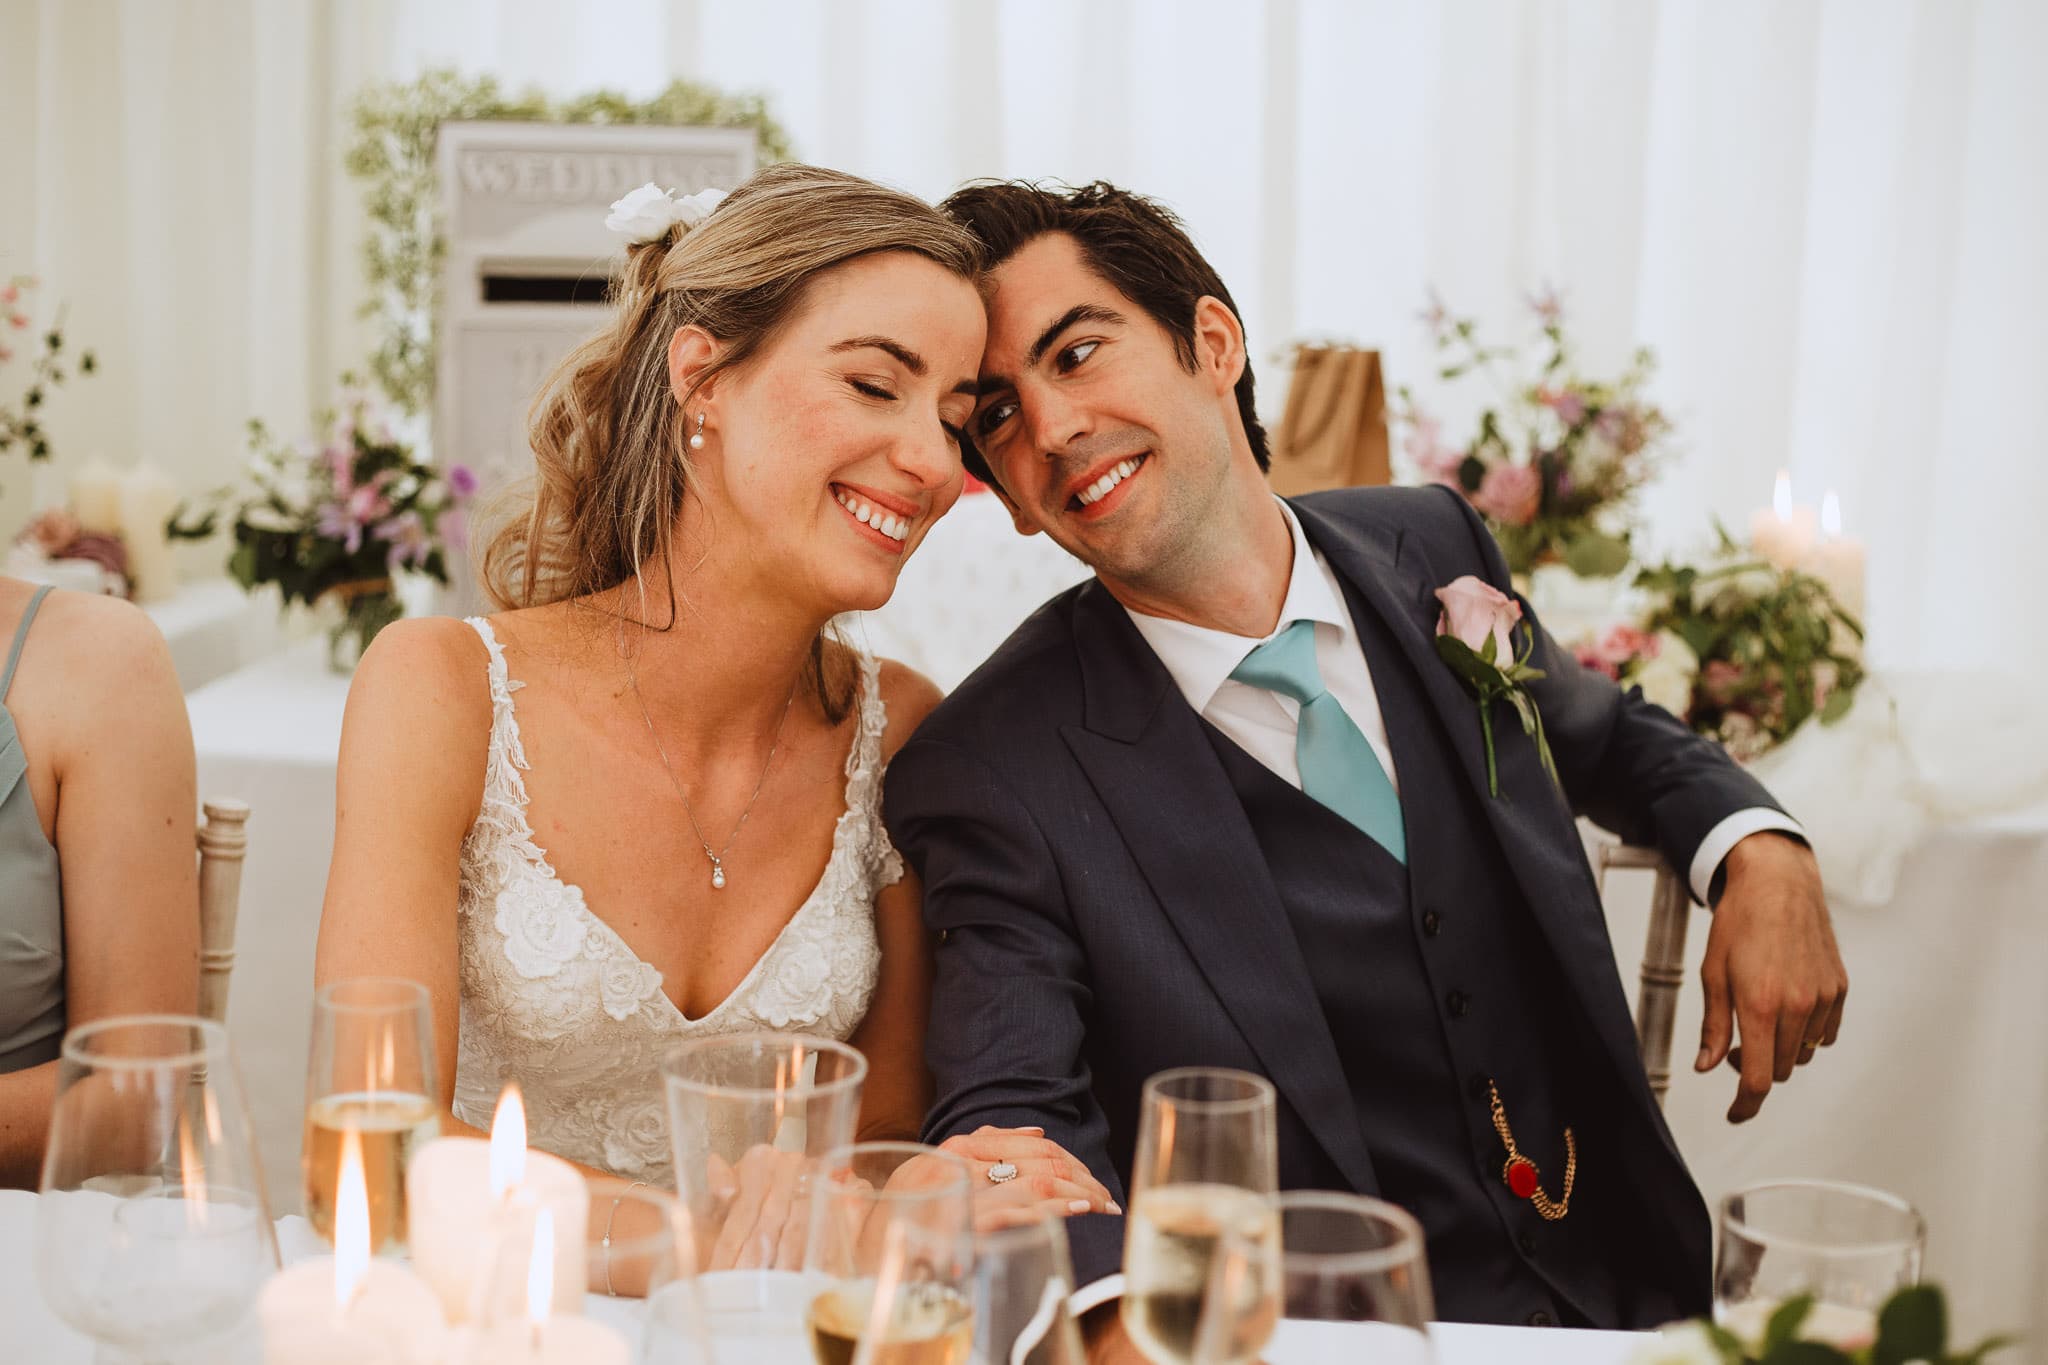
[1,0,2042,672]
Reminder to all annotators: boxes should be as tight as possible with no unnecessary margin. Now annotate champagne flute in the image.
[663,1032,868,1353]
[1199,1192,1433,1364]
[36,1014,280,1364]
[805,1141,976,1365]
[302,977,438,1250]
[1120,1068,1279,1365]
[971,1213,1086,1365]
[1715,1179,1924,1352]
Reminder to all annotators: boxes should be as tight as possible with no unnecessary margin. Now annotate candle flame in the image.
[334,1125,370,1311]
[1822,490,1842,539]
[490,1083,527,1198]
[1773,471,1793,521]
[525,1207,555,1330]
[177,1108,207,1209]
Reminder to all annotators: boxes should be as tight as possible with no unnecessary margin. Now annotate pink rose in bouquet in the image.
[1474,463,1542,527]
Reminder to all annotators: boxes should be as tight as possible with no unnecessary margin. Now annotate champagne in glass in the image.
[804,1141,976,1365]
[1119,1068,1279,1365]
[303,977,437,1248]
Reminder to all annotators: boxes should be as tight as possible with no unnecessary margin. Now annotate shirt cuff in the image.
[1690,808,1807,904]
[1068,1271,1125,1320]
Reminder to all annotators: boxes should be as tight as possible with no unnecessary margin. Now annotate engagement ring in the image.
[986,1161,1019,1185]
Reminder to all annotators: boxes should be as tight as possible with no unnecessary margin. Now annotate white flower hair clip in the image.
[603,183,729,245]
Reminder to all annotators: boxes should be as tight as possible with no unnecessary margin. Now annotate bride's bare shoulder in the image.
[873,657,944,759]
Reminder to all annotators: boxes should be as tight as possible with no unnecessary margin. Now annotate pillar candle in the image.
[117,461,181,602]
[69,458,123,535]
[406,1086,589,1324]
[1808,490,1867,621]
[1750,470,1816,571]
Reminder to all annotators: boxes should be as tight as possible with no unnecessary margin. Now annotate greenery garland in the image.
[343,68,793,415]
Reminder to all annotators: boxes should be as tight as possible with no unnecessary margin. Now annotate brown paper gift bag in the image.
[1269,345,1391,495]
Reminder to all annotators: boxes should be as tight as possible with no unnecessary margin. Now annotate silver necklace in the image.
[626,656,798,891]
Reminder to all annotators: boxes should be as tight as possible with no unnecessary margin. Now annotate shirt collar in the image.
[1124,498,1354,715]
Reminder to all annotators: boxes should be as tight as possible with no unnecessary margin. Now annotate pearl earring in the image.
[688,413,706,450]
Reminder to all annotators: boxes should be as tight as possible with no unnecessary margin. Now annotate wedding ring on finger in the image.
[986,1161,1020,1185]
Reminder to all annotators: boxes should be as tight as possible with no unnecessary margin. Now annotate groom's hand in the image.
[1696,832,1848,1123]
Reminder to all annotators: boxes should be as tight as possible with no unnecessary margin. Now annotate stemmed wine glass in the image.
[1119,1068,1279,1365]
[971,1212,1087,1365]
[805,1141,977,1365]
[1199,1192,1434,1364]
[36,1014,279,1364]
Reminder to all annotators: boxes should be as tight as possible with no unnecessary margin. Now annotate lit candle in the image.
[1808,490,1867,621]
[116,461,181,602]
[257,1125,447,1364]
[406,1084,589,1324]
[68,457,123,535]
[469,1208,630,1365]
[1750,470,1817,571]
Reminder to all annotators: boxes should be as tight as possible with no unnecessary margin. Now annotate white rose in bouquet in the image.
[1630,630,1700,718]
[1627,1322,1725,1365]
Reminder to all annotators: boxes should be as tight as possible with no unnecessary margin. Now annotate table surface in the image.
[0,1192,1648,1364]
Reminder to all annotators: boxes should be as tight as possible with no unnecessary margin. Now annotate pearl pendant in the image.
[711,862,726,890]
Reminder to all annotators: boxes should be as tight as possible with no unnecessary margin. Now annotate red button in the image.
[1505,1157,1539,1199]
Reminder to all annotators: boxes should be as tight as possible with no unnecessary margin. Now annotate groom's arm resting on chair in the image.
[1440,491,1848,1125]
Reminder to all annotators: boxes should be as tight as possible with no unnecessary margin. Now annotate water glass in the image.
[303,977,438,1251]
[971,1213,1086,1365]
[1120,1068,1279,1365]
[36,1014,279,1364]
[662,1032,868,1352]
[1200,1192,1434,1364]
[1715,1178,1925,1351]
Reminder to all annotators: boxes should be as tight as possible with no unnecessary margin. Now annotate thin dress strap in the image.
[0,585,54,703]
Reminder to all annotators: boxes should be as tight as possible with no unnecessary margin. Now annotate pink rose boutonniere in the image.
[1433,576,1558,798]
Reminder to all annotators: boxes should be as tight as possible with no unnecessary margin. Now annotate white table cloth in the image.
[0,1191,1647,1365]
[142,578,283,692]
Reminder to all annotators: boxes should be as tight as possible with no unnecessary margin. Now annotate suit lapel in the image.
[1060,584,1378,1196]
[1291,500,1651,1091]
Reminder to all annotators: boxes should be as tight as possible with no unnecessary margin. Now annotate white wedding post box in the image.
[434,121,757,611]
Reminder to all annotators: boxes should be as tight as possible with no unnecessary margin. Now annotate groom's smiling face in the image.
[968,232,1248,591]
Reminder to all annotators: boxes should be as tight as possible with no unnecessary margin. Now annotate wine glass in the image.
[1715,1179,1924,1352]
[1120,1068,1279,1365]
[302,977,438,1251]
[36,1014,280,1364]
[971,1213,1086,1365]
[805,1141,976,1365]
[663,1032,868,1352]
[1199,1192,1434,1364]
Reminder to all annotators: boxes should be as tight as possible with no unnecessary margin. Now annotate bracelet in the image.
[602,1180,653,1296]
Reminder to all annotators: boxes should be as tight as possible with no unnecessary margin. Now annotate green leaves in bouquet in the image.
[0,282,99,476]
[1563,528,1633,579]
[1683,1287,2017,1365]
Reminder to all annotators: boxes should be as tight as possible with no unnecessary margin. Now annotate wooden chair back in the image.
[1593,840,1692,1107]
[196,798,250,1025]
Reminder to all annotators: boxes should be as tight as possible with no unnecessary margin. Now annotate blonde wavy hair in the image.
[479,163,982,712]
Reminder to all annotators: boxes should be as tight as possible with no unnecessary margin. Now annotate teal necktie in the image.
[1230,620,1406,864]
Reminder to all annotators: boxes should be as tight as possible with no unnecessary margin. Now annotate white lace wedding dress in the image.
[450,619,901,1184]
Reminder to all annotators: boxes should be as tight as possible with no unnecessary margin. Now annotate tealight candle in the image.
[407,1084,589,1324]
[257,1125,447,1364]
[1750,470,1817,571]
[469,1208,630,1365]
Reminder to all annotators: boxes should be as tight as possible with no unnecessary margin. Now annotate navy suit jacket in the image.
[883,485,1783,1294]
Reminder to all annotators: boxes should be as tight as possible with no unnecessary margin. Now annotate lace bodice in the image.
[451,619,901,1183]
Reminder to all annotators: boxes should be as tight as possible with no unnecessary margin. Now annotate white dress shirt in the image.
[1123,499,1800,904]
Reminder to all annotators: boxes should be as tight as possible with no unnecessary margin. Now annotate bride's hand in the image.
[703,1145,811,1271]
[937,1125,1122,1232]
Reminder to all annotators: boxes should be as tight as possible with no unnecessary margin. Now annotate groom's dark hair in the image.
[941,180,1269,486]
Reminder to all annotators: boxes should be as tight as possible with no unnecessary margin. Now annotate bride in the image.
[315,164,1111,1231]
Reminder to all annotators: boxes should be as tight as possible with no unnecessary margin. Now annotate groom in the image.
[884,182,1847,1334]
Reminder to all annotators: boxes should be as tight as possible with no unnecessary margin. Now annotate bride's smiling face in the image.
[676,250,984,614]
